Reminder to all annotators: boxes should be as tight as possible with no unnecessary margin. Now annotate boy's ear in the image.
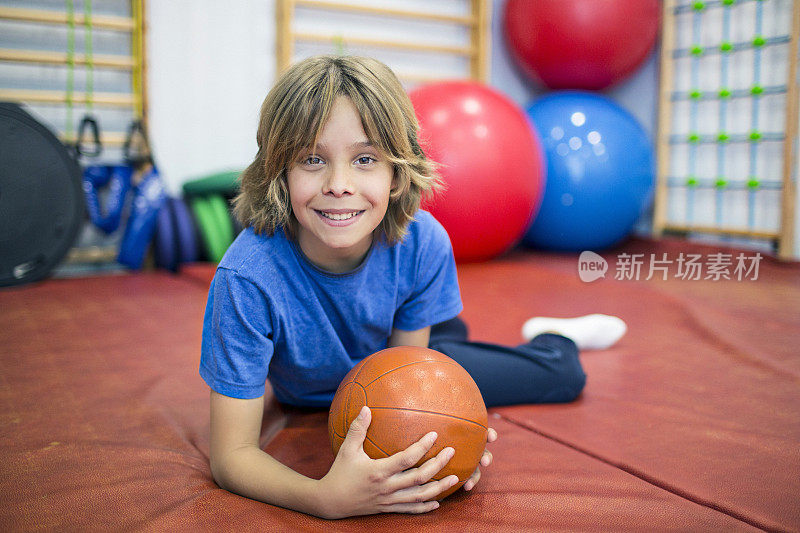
[390,173,404,198]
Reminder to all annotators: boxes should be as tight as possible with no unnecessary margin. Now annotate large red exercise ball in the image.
[503,0,660,90]
[523,92,654,251]
[409,81,545,262]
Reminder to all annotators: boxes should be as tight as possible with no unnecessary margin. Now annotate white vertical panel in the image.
[146,0,273,193]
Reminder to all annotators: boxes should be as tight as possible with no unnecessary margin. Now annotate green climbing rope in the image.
[65,0,76,139]
[84,0,94,113]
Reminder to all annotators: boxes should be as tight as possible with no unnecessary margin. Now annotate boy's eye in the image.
[303,156,323,165]
[355,156,376,165]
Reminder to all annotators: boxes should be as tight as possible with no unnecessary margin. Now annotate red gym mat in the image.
[1,237,797,531]
[457,239,800,532]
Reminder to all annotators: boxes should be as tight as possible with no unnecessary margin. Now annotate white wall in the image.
[146,0,274,193]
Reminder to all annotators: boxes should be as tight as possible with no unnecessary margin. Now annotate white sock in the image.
[521,314,627,350]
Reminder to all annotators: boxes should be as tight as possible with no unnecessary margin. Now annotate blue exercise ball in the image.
[523,92,654,251]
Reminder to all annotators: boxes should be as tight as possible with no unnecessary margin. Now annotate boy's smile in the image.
[315,208,365,224]
[287,95,394,273]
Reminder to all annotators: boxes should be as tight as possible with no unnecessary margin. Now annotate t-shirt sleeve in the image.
[393,214,463,331]
[199,267,274,399]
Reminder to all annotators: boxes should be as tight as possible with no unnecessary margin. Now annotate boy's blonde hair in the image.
[233,55,440,244]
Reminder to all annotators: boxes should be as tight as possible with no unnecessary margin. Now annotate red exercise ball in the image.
[504,0,660,90]
[328,346,488,500]
[409,81,544,262]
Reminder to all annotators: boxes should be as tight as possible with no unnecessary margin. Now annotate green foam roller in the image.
[182,170,242,197]
[207,194,235,250]
[191,196,229,263]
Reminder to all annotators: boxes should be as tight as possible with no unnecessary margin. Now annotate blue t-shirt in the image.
[199,210,463,407]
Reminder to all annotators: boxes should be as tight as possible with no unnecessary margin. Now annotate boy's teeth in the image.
[321,211,358,220]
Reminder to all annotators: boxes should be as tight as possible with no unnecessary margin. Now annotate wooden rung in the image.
[470,0,489,82]
[0,6,134,31]
[294,0,475,26]
[0,89,135,106]
[294,32,474,56]
[60,132,127,146]
[778,0,799,259]
[396,72,465,84]
[662,224,779,240]
[0,48,135,69]
[65,247,119,263]
[652,0,677,238]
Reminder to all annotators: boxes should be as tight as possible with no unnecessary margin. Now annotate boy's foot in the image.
[522,314,627,350]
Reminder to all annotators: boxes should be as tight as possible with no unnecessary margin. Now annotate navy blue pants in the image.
[428,317,586,407]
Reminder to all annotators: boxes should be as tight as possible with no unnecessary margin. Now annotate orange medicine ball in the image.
[328,346,488,500]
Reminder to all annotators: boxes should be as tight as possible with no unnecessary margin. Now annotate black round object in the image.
[0,103,85,287]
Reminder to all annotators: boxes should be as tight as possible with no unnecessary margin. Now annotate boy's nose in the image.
[322,166,354,197]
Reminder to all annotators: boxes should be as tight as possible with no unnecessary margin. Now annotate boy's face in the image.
[287,96,394,273]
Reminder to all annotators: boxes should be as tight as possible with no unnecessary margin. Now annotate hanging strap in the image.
[75,115,102,157]
[123,119,153,168]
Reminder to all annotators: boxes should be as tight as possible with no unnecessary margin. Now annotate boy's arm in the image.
[210,391,322,514]
[387,326,431,348]
[209,390,458,519]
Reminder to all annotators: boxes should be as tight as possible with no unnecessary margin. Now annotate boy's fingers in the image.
[388,446,454,491]
[384,474,459,506]
[487,427,498,442]
[381,431,438,473]
[379,500,441,515]
[340,406,371,455]
[463,466,481,491]
[481,449,493,467]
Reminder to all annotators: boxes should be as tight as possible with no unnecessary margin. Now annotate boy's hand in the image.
[316,406,459,519]
[462,427,497,492]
